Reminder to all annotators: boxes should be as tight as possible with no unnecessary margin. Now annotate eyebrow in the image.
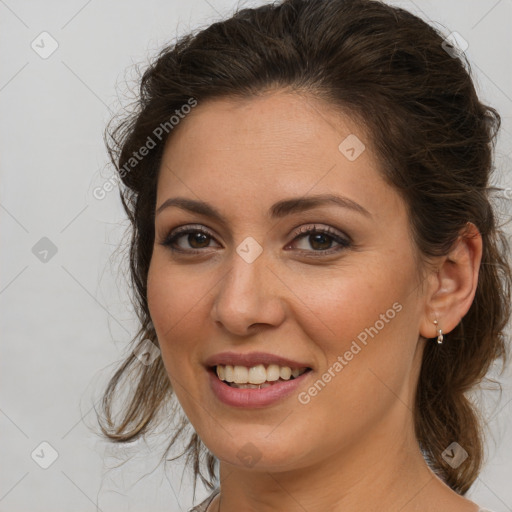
[155,194,371,223]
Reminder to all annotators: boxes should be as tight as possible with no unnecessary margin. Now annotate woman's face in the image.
[147,91,432,472]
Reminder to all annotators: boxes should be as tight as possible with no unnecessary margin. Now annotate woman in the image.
[98,1,511,511]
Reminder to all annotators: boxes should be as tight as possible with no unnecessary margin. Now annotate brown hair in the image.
[98,0,512,497]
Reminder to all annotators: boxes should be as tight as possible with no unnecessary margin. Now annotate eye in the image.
[286,224,351,255]
[160,225,219,253]
[159,223,351,256]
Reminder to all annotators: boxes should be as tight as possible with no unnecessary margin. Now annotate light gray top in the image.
[188,488,220,512]
[188,489,496,512]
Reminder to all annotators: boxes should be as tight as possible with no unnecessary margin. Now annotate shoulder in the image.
[188,488,220,512]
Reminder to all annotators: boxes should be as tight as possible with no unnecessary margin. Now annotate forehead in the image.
[156,91,400,222]
[163,91,371,165]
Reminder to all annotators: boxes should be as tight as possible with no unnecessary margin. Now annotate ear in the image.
[419,222,483,339]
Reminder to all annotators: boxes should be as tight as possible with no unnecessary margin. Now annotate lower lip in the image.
[208,368,312,408]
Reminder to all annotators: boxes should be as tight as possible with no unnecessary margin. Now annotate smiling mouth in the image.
[212,364,311,389]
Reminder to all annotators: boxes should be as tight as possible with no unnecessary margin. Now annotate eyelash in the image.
[160,224,352,256]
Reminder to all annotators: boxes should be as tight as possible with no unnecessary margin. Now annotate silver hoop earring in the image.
[433,319,443,345]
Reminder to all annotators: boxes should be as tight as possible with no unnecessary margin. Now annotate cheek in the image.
[294,260,418,406]
[146,257,203,369]
[146,258,211,425]
[295,261,404,352]
[147,251,208,324]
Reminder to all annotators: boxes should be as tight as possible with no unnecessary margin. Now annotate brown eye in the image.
[186,232,211,249]
[288,225,351,254]
[161,226,220,253]
[160,224,351,256]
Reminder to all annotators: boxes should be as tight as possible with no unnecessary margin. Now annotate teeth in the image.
[215,364,308,385]
[280,367,292,380]
[266,364,280,381]
[224,365,234,382]
[230,382,273,389]
[233,365,249,383]
[248,364,267,384]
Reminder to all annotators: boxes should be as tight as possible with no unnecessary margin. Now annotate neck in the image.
[213,405,460,512]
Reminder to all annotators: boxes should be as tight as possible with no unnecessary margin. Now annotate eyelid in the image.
[162,223,350,242]
[160,222,352,255]
[290,223,351,243]
[161,224,220,247]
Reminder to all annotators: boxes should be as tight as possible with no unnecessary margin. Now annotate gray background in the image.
[1,0,511,511]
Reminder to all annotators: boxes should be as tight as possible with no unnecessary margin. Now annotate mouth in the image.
[210,364,312,389]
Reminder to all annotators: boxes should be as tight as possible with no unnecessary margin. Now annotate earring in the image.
[433,319,444,344]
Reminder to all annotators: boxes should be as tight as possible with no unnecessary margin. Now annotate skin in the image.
[146,90,483,512]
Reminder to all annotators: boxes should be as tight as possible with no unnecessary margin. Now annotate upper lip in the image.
[204,351,312,370]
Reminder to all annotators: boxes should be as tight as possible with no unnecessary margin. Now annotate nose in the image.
[210,248,286,336]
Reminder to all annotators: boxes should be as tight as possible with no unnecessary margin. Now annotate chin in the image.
[203,432,308,471]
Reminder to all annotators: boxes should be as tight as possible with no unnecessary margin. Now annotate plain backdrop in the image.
[1,0,511,511]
